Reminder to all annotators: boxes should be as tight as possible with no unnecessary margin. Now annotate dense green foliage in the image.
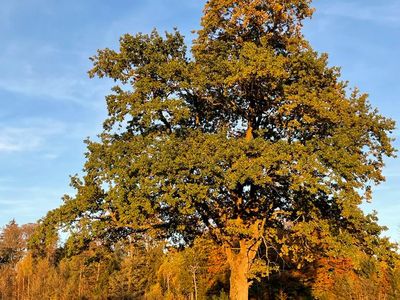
[2,0,397,299]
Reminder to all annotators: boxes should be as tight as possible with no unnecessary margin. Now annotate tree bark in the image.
[228,254,249,299]
[226,239,259,300]
[245,123,253,141]
[192,269,198,300]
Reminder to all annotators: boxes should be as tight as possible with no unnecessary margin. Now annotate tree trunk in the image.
[78,267,83,297]
[226,235,263,300]
[191,267,198,300]
[27,277,30,300]
[96,262,101,283]
[229,254,249,299]
[245,123,253,141]
[226,239,258,300]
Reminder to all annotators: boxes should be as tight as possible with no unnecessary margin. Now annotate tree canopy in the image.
[32,0,396,299]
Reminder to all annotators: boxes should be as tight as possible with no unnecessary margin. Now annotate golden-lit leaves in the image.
[200,0,314,40]
[31,2,397,292]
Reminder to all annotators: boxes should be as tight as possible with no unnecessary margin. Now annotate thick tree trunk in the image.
[226,239,259,300]
[228,251,250,300]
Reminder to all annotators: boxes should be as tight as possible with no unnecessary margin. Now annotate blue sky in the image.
[1,1,399,240]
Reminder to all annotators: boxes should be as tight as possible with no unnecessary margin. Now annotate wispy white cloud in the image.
[0,131,40,152]
[0,119,65,153]
[0,0,51,28]
[0,39,111,109]
[41,153,59,160]
[0,76,108,108]
[101,0,203,48]
[318,1,400,25]
[0,186,65,224]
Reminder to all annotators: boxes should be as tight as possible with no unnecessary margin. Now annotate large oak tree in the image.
[33,1,395,299]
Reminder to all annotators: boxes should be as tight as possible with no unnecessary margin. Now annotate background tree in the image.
[32,0,396,299]
[0,220,34,265]
[0,222,396,299]
[0,221,36,299]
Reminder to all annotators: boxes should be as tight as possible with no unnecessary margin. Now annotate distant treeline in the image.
[1,219,400,299]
